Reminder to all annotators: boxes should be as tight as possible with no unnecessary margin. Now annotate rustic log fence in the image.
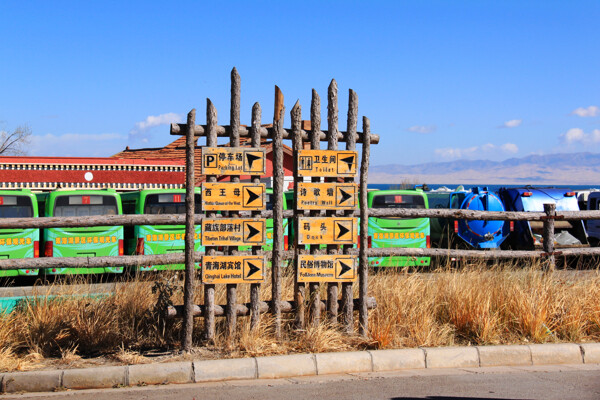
[2,207,600,272]
[1,68,599,348]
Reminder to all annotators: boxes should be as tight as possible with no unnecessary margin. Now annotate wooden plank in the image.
[166,297,378,319]
[201,218,265,246]
[203,98,218,343]
[359,116,370,337]
[201,147,266,175]
[0,208,597,230]
[271,86,285,339]
[291,100,306,331]
[543,203,556,271]
[226,67,242,342]
[201,182,266,211]
[297,217,358,245]
[296,182,357,210]
[297,255,357,283]
[202,255,266,284]
[342,88,358,333]
[326,79,340,322]
[170,123,381,144]
[182,108,197,352]
[297,149,358,177]
[250,101,262,331]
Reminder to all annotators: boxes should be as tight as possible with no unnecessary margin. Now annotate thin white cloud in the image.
[29,133,127,157]
[129,113,182,143]
[560,128,600,145]
[434,142,519,160]
[499,119,522,129]
[501,143,519,153]
[571,106,599,117]
[406,125,436,134]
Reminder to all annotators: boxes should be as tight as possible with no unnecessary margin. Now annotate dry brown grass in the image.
[0,263,598,371]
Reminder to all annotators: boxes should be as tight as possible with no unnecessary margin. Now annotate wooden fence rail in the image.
[169,123,380,144]
[1,208,599,229]
[165,297,378,319]
[2,244,600,271]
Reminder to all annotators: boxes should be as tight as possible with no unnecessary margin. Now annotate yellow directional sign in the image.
[297,182,357,210]
[201,147,266,175]
[201,218,266,246]
[202,255,266,284]
[297,255,357,283]
[297,217,357,245]
[297,150,358,177]
[201,183,266,211]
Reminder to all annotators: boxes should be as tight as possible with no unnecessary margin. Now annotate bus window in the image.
[0,196,33,218]
[144,193,202,214]
[54,195,118,217]
[372,194,426,209]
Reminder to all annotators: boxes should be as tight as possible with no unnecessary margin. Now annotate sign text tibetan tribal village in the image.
[201,218,266,246]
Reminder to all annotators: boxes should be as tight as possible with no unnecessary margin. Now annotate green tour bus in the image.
[40,189,124,275]
[366,189,430,267]
[0,190,40,277]
[121,188,203,272]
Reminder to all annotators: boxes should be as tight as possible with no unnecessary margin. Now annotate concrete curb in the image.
[1,343,598,393]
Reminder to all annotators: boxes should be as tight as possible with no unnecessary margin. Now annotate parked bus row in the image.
[0,185,595,277]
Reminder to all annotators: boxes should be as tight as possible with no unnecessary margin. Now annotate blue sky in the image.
[1,1,599,166]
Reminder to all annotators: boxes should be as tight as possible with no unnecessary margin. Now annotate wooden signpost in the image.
[297,254,357,283]
[297,217,358,245]
[297,150,358,177]
[201,147,266,175]
[201,218,265,246]
[171,69,376,345]
[296,182,357,210]
[202,255,266,284]
[201,182,265,211]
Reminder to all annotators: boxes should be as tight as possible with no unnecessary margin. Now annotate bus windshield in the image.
[0,196,33,218]
[265,193,274,210]
[54,195,118,217]
[144,193,202,214]
[372,194,426,209]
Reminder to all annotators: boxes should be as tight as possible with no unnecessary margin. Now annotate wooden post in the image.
[326,79,339,323]
[309,89,321,327]
[250,102,262,330]
[291,100,306,330]
[543,203,556,271]
[271,86,284,339]
[358,117,370,337]
[342,89,358,333]
[182,108,196,352]
[226,67,241,342]
[203,99,218,342]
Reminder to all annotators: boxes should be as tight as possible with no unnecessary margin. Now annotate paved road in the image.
[5,364,600,400]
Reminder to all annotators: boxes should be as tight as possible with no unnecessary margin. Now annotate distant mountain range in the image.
[369,152,600,185]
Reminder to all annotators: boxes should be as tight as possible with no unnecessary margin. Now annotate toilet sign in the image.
[297,150,358,177]
[201,147,266,175]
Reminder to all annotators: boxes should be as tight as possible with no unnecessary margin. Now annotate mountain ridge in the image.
[369,152,600,185]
